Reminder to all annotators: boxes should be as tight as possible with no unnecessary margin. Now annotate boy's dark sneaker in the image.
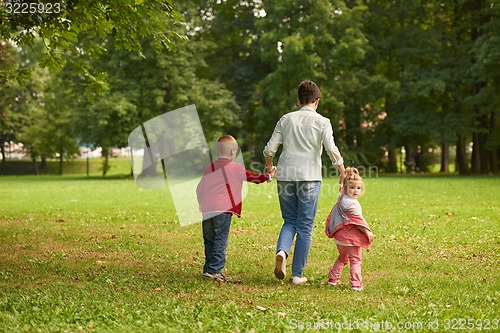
[203,272,240,283]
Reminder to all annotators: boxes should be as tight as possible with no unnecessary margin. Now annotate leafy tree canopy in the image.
[0,0,185,91]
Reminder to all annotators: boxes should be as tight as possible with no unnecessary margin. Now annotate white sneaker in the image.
[274,250,286,280]
[292,276,308,285]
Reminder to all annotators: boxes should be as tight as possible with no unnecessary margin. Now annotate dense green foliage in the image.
[0,176,498,331]
[0,0,498,175]
[0,0,183,86]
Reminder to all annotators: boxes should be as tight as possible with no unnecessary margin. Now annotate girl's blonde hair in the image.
[342,167,365,195]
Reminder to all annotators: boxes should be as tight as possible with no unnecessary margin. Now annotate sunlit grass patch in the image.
[0,175,498,332]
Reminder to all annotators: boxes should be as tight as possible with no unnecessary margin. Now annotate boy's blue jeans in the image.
[202,213,232,274]
[276,181,321,277]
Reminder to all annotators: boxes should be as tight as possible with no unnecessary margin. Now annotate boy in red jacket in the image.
[196,135,275,282]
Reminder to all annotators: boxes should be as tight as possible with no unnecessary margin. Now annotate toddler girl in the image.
[325,167,374,291]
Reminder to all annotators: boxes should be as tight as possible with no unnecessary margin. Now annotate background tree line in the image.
[1,0,498,175]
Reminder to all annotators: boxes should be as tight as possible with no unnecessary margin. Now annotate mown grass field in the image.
[0,158,133,176]
[0,175,499,332]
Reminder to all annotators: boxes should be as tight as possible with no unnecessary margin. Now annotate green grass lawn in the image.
[0,175,499,332]
[1,158,133,176]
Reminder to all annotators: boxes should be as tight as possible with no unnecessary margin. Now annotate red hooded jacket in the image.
[196,158,269,218]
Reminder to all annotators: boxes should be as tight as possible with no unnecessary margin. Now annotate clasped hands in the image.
[265,165,277,180]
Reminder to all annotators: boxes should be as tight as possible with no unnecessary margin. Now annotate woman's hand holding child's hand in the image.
[269,166,277,178]
[266,165,277,179]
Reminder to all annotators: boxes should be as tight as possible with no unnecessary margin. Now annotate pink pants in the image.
[328,244,363,289]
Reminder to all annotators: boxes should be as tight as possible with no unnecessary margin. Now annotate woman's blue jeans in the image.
[202,213,232,274]
[276,181,321,277]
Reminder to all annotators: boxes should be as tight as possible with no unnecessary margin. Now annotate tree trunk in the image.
[479,114,489,174]
[384,95,398,173]
[102,147,110,177]
[387,146,398,173]
[404,145,413,174]
[0,144,5,175]
[58,153,64,175]
[470,1,488,174]
[415,146,423,172]
[440,142,449,172]
[31,154,40,176]
[471,132,481,174]
[471,115,489,175]
[40,156,47,171]
[489,111,498,173]
[456,135,469,174]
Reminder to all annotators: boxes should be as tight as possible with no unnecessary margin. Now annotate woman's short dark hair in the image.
[297,80,321,105]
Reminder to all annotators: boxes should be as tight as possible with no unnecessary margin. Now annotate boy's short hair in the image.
[217,135,238,157]
[298,80,321,105]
